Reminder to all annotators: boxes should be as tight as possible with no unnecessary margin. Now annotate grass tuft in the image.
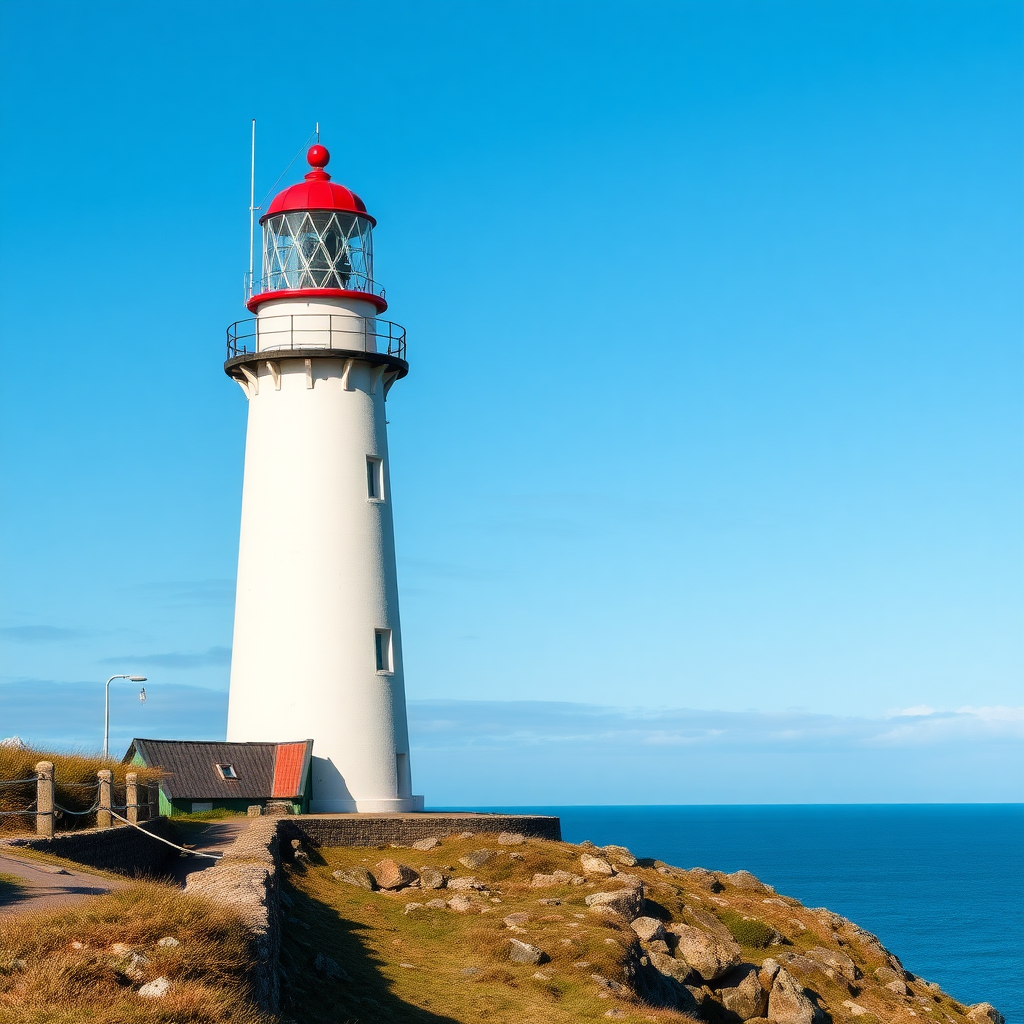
[720,910,777,949]
[0,880,267,1023]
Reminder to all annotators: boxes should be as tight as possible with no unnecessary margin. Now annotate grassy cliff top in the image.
[279,832,984,1024]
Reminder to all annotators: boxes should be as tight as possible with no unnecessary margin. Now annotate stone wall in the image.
[280,812,561,848]
[183,818,281,1014]
[2,818,178,877]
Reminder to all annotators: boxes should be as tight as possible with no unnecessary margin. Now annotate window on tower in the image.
[367,456,383,500]
[374,629,392,673]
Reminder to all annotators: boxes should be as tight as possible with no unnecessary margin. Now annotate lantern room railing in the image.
[227,314,406,362]
[244,271,386,303]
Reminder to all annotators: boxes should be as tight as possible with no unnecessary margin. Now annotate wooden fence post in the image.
[125,772,138,825]
[35,761,54,838]
[97,769,112,829]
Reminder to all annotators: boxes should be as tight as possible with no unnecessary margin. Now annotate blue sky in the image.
[0,0,1021,801]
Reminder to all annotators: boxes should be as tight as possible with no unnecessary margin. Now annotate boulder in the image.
[777,953,831,982]
[447,876,484,891]
[581,853,615,876]
[603,844,638,867]
[687,867,725,892]
[873,965,904,986]
[508,938,548,965]
[724,870,773,893]
[886,979,909,996]
[585,886,645,922]
[373,859,418,890]
[504,912,531,929]
[138,976,172,999]
[459,849,495,870]
[648,949,694,984]
[806,946,859,982]
[156,937,180,948]
[332,866,377,890]
[314,952,350,981]
[424,898,447,909]
[120,952,149,981]
[671,924,742,982]
[768,968,822,1024]
[447,895,477,913]
[631,916,667,943]
[497,832,525,845]
[418,867,447,890]
[412,837,440,851]
[842,1001,869,1017]
[403,902,423,915]
[717,964,769,1020]
[759,958,781,990]
[967,1005,1005,1024]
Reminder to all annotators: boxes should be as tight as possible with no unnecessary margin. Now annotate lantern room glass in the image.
[261,211,376,295]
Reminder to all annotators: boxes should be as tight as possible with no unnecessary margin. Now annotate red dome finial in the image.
[307,144,330,169]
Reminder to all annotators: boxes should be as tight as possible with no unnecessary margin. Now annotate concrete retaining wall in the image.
[2,818,177,877]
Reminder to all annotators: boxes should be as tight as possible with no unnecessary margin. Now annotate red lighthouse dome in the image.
[247,145,386,313]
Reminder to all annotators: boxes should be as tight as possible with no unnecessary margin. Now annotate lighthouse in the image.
[224,144,423,813]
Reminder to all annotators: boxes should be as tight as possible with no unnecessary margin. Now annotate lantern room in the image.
[246,145,387,313]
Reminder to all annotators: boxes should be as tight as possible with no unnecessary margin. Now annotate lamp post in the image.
[104,675,148,760]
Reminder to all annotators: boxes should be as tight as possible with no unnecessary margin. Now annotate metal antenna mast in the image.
[248,119,257,299]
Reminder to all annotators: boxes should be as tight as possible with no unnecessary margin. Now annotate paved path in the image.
[169,818,251,886]
[0,850,127,917]
[0,818,252,917]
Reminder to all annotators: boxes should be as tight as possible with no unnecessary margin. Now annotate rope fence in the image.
[0,764,161,838]
[108,810,222,860]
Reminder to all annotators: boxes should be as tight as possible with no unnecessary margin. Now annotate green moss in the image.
[720,910,776,948]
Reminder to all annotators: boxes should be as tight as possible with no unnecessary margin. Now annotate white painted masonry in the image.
[225,290,422,812]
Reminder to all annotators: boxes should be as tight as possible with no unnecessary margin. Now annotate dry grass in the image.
[0,746,161,836]
[0,880,269,1024]
[278,834,975,1024]
[280,834,697,1024]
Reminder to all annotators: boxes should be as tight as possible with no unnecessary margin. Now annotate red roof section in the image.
[272,742,310,798]
[262,145,375,225]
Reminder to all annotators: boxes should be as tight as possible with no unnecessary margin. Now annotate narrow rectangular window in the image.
[374,628,392,672]
[366,456,383,499]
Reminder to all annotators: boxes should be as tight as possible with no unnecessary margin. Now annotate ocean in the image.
[446,805,1023,1023]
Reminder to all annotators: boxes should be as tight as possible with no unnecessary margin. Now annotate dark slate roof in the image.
[124,738,312,801]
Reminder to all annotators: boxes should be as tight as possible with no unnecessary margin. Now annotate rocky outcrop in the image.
[717,963,769,1020]
[670,922,742,982]
[332,866,376,890]
[507,938,548,965]
[585,882,644,922]
[372,859,418,890]
[580,853,615,876]
[967,1004,1005,1024]
[768,967,824,1024]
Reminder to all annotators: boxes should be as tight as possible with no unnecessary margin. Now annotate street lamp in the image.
[104,674,148,759]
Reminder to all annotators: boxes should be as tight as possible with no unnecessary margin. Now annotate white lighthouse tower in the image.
[224,144,423,812]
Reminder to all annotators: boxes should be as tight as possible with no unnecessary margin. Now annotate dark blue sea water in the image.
[443,805,1023,1023]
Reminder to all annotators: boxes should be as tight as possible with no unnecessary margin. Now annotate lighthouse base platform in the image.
[310,796,425,814]
[275,811,562,848]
